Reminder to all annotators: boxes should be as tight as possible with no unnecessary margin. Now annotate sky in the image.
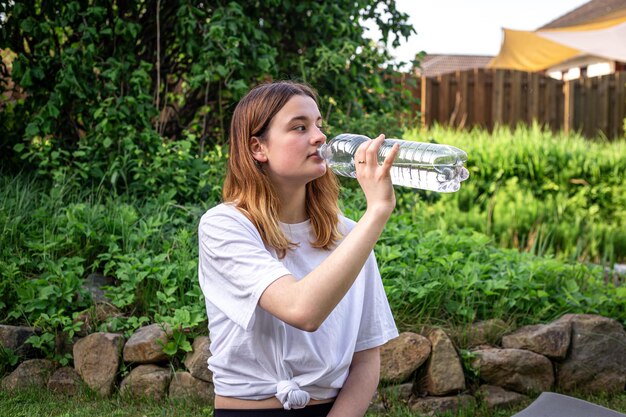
[382,0,591,63]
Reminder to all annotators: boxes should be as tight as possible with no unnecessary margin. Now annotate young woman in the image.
[198,81,400,417]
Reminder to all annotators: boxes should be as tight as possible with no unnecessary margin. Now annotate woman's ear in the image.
[250,136,268,163]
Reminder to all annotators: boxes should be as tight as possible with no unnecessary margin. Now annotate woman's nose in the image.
[312,127,326,144]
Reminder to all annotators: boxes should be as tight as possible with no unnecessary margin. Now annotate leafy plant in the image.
[0,345,19,377]
[403,123,626,263]
[1,124,625,368]
[25,310,83,366]
[0,0,416,202]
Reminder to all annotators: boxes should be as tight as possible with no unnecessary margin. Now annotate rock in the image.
[476,384,528,410]
[555,314,626,394]
[416,328,465,395]
[81,273,115,303]
[502,321,571,359]
[454,319,509,348]
[0,324,39,359]
[381,383,413,404]
[73,332,124,397]
[74,302,124,337]
[123,323,171,364]
[120,364,172,400]
[471,348,553,394]
[184,336,212,382]
[168,371,214,402]
[380,332,431,384]
[47,366,83,396]
[409,394,476,416]
[0,359,57,391]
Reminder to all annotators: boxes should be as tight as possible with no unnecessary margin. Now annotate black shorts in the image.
[213,402,334,417]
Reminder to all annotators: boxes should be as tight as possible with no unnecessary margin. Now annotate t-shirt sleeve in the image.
[354,251,399,352]
[198,206,291,331]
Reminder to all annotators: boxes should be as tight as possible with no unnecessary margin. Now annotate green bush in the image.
[0,1,416,201]
[403,124,626,263]
[339,185,625,330]
[2,124,625,366]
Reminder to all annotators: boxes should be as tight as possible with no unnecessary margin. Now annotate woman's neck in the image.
[276,185,308,224]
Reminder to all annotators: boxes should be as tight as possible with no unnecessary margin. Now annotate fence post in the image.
[616,72,625,138]
[421,76,431,128]
[510,71,522,126]
[598,75,610,137]
[492,70,505,127]
[439,74,451,126]
[563,79,575,136]
[473,69,487,128]
[529,73,540,124]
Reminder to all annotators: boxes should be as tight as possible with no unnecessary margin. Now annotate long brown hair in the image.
[223,81,341,258]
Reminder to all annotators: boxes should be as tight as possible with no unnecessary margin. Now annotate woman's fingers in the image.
[365,134,398,176]
[355,134,396,217]
[355,134,398,174]
[354,139,372,167]
[365,134,385,164]
[381,143,399,171]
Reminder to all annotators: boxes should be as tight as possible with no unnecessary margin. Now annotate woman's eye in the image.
[294,125,305,131]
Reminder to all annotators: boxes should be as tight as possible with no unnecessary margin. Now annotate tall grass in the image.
[404,123,626,263]
[0,174,209,347]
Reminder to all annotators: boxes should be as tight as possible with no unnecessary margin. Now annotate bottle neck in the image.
[317,143,330,160]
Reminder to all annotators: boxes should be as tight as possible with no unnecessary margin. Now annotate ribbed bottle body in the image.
[318,134,469,192]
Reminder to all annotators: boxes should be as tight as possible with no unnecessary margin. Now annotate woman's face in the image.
[255,94,327,189]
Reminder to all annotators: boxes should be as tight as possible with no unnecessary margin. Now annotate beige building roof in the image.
[540,0,626,29]
[416,54,494,77]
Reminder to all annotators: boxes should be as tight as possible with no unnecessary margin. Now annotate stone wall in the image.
[378,313,626,415]
[2,313,626,415]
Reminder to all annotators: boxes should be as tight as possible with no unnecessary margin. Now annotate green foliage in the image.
[0,0,415,201]
[459,349,479,379]
[404,123,626,263]
[0,173,207,325]
[1,124,625,368]
[105,315,151,340]
[25,311,82,366]
[158,328,192,357]
[0,345,19,377]
[374,208,624,330]
[0,172,207,365]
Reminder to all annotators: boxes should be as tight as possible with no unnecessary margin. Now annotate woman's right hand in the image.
[353,134,399,219]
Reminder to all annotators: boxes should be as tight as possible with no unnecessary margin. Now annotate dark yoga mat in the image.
[512,392,626,417]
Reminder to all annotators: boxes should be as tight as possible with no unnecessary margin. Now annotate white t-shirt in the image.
[198,203,398,409]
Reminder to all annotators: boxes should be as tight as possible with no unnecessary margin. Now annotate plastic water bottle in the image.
[317,134,470,192]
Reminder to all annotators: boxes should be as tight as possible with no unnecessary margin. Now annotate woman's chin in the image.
[315,163,328,178]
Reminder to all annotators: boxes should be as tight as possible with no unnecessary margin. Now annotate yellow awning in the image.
[489,10,626,71]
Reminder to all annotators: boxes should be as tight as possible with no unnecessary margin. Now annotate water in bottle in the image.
[317,134,470,192]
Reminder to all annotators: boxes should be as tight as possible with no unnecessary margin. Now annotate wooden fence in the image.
[564,72,626,139]
[417,69,625,139]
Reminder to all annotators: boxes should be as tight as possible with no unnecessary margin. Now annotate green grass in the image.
[3,387,626,417]
[0,387,213,417]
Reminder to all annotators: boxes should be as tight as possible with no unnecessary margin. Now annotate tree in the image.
[0,0,415,198]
